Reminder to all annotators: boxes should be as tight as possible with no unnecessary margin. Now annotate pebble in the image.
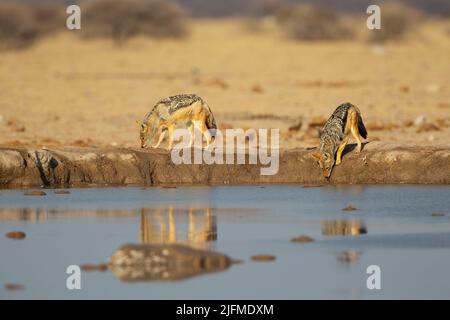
[80,263,108,272]
[5,231,26,240]
[54,190,71,195]
[24,190,46,196]
[5,283,25,291]
[251,254,276,262]
[431,212,446,217]
[342,205,359,211]
[290,235,315,243]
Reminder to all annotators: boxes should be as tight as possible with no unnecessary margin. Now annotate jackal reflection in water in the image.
[140,207,217,249]
[321,220,367,237]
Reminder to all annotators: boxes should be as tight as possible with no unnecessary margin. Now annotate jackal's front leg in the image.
[202,122,213,147]
[335,137,349,165]
[188,123,195,147]
[166,125,174,150]
[152,131,166,148]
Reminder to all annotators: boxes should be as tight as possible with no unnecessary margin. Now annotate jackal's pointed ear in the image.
[311,152,321,161]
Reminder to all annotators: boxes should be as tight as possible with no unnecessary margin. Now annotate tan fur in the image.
[140,97,216,149]
[312,103,367,178]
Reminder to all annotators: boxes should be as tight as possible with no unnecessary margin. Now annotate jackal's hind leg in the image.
[351,124,362,153]
[335,137,349,165]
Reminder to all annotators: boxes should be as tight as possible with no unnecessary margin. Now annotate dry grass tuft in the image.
[81,0,189,44]
[275,4,353,41]
[368,2,423,43]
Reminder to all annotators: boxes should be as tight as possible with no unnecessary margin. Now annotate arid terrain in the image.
[0,19,449,150]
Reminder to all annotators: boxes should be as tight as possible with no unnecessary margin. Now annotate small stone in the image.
[414,115,427,126]
[80,263,108,272]
[342,205,359,211]
[24,190,46,196]
[6,231,26,240]
[5,283,25,291]
[431,212,446,217]
[399,85,410,93]
[251,84,264,93]
[290,235,315,243]
[251,254,276,262]
[54,190,71,195]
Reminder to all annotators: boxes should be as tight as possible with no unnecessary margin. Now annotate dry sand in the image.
[0,19,449,150]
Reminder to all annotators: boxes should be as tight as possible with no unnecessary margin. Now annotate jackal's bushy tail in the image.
[357,114,367,139]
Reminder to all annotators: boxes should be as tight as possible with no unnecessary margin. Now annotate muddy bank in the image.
[0,142,449,188]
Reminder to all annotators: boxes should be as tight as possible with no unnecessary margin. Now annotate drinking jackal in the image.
[139,94,217,149]
[312,103,367,178]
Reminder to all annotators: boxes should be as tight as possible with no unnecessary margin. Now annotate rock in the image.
[251,84,264,93]
[399,85,410,93]
[54,190,70,194]
[1,143,450,187]
[431,212,446,217]
[5,283,25,291]
[342,205,359,211]
[414,115,427,126]
[109,243,232,282]
[80,263,108,272]
[5,231,26,240]
[251,254,276,262]
[290,235,315,243]
[24,191,46,196]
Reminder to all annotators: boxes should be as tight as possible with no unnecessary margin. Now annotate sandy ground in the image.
[0,19,449,150]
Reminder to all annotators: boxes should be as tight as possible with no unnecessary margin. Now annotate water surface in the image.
[0,185,449,299]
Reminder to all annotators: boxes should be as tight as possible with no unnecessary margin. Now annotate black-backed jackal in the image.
[312,103,367,178]
[139,94,217,149]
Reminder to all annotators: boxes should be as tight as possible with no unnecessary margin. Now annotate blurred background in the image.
[0,0,449,149]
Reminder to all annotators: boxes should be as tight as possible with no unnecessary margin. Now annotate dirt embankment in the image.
[0,142,449,188]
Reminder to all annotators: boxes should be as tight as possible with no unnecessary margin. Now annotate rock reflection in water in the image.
[336,250,362,266]
[321,220,367,236]
[108,207,227,282]
[109,243,232,282]
[140,207,217,249]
